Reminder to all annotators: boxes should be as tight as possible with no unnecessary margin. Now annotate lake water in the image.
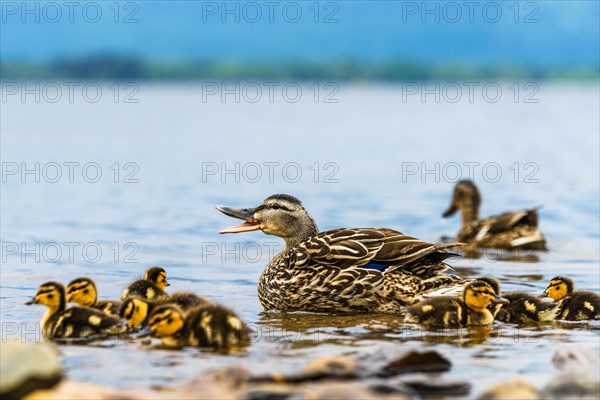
[1,82,599,397]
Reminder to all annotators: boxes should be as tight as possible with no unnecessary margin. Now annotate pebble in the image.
[0,341,62,400]
[477,379,547,400]
[381,350,452,376]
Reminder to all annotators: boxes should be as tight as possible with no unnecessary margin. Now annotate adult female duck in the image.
[442,180,546,250]
[217,194,466,313]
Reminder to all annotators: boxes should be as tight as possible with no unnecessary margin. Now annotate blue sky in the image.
[2,1,599,66]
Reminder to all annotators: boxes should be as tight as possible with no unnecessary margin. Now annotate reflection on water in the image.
[1,83,599,396]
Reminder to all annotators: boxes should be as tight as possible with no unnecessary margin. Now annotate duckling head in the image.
[475,277,503,315]
[543,276,574,301]
[119,297,152,329]
[145,267,170,290]
[149,304,185,338]
[25,281,66,312]
[476,277,501,295]
[442,180,481,221]
[464,281,508,312]
[217,194,319,249]
[66,277,97,307]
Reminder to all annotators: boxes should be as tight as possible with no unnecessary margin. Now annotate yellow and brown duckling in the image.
[443,180,546,250]
[119,292,210,329]
[148,303,249,350]
[477,277,556,323]
[66,277,121,316]
[26,282,127,340]
[121,267,170,300]
[542,276,600,321]
[405,280,509,327]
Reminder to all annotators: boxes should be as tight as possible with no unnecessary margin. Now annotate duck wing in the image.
[479,209,539,235]
[291,228,461,276]
[54,307,127,338]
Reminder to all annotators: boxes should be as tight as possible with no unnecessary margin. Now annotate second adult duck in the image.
[217,194,466,313]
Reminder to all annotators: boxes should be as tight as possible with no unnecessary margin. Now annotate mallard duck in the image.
[121,267,170,300]
[217,194,467,313]
[148,303,249,350]
[119,292,210,329]
[542,276,600,321]
[442,180,546,250]
[477,277,556,323]
[404,280,509,327]
[26,282,127,340]
[66,277,120,316]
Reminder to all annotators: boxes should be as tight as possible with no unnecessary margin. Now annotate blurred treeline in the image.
[1,55,598,81]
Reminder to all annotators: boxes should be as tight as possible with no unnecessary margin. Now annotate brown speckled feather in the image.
[459,209,545,250]
[258,228,465,313]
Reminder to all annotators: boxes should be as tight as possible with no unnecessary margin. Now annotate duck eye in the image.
[272,203,280,210]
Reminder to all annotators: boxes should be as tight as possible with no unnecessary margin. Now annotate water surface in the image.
[1,83,599,397]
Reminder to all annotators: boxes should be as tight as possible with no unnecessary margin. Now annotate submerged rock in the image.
[247,382,410,400]
[183,366,248,399]
[545,347,600,400]
[250,356,358,384]
[403,378,470,396]
[544,372,600,400]
[26,381,116,400]
[381,350,452,376]
[477,379,547,400]
[302,356,358,379]
[308,382,409,400]
[552,347,597,371]
[0,341,62,400]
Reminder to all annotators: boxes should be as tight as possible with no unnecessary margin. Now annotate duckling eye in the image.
[47,294,53,299]
[271,203,281,210]
[83,289,89,294]
[167,318,173,324]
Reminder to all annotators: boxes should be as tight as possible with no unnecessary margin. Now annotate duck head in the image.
[144,267,170,290]
[148,304,185,338]
[66,277,98,307]
[443,180,481,224]
[543,276,574,301]
[217,194,319,249]
[26,281,66,313]
[464,280,508,312]
[120,296,153,329]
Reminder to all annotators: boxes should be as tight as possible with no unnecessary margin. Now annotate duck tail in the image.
[435,242,466,250]
[418,276,469,298]
[510,233,547,250]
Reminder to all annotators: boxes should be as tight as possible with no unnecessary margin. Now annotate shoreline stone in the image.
[0,341,63,400]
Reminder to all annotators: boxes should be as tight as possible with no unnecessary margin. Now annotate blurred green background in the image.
[1,0,598,80]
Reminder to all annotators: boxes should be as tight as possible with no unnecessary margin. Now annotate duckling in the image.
[405,280,508,327]
[121,266,170,300]
[477,277,556,323]
[542,276,600,321]
[148,303,249,350]
[66,277,121,316]
[26,282,127,340]
[443,180,546,250]
[119,292,210,329]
